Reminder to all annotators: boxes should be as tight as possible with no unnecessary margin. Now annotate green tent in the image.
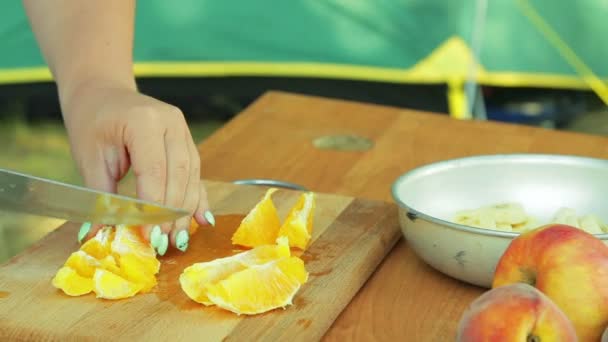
[2,0,607,118]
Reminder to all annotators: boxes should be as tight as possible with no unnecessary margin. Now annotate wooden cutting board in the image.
[0,180,401,341]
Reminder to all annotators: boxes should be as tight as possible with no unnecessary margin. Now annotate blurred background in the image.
[1,0,607,261]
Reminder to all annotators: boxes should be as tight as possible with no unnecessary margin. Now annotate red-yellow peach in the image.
[456,283,577,341]
[493,224,608,341]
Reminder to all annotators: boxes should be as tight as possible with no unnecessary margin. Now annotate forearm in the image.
[22,0,137,108]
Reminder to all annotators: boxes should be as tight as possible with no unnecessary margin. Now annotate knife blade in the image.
[0,168,189,225]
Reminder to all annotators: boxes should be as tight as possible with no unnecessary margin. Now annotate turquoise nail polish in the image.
[150,225,162,248]
[157,233,169,256]
[176,230,189,252]
[78,222,92,243]
[204,210,216,227]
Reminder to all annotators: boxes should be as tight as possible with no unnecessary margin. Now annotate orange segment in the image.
[116,253,158,293]
[205,256,309,315]
[64,250,102,278]
[231,188,281,247]
[93,269,142,300]
[52,266,94,296]
[180,237,291,305]
[99,255,121,275]
[278,192,316,250]
[64,250,122,278]
[239,236,291,265]
[111,225,160,274]
[53,224,160,299]
[181,188,316,315]
[80,226,114,259]
[180,260,248,306]
[110,225,156,258]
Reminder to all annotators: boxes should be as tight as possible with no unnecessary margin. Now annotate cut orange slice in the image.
[80,226,114,260]
[64,250,102,278]
[52,266,94,296]
[93,269,142,300]
[111,225,160,274]
[206,256,309,315]
[53,224,160,299]
[278,192,315,249]
[116,253,158,293]
[180,236,291,305]
[231,188,281,247]
[99,255,121,275]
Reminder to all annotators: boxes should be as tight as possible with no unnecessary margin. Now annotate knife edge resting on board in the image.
[0,168,188,225]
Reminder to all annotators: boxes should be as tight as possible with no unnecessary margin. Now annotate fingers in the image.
[171,130,204,251]
[126,120,169,252]
[194,181,213,227]
[197,189,212,223]
[124,106,211,255]
[130,129,167,206]
[165,125,191,229]
[145,224,163,253]
[77,146,118,243]
[188,128,212,227]
[187,134,212,228]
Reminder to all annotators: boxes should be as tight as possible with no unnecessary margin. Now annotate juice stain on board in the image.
[154,214,247,314]
[297,318,312,329]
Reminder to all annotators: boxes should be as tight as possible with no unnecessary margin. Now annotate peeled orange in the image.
[80,226,114,259]
[64,250,104,278]
[278,192,315,250]
[231,188,281,247]
[116,253,158,292]
[207,256,308,315]
[180,237,308,315]
[231,188,316,250]
[52,266,94,296]
[111,225,160,275]
[180,236,290,305]
[52,224,160,299]
[54,187,316,313]
[93,269,142,300]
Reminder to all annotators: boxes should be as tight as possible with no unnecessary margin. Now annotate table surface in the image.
[197,91,608,340]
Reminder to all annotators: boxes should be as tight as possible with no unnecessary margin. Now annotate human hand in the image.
[62,82,214,255]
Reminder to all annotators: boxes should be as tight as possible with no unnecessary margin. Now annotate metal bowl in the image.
[391,153,608,288]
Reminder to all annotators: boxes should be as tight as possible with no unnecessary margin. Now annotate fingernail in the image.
[176,230,189,252]
[78,222,91,243]
[204,210,215,227]
[156,233,169,256]
[150,225,162,249]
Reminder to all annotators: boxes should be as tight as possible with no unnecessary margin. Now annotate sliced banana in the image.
[453,204,607,235]
[453,203,530,232]
[550,208,607,234]
[552,207,579,227]
[579,215,604,234]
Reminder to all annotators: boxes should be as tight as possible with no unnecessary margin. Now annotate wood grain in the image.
[0,180,400,341]
[197,91,608,340]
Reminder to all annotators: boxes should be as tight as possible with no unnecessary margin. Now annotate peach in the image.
[493,224,608,341]
[456,283,577,341]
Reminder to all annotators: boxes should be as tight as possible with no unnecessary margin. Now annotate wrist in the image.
[59,77,138,120]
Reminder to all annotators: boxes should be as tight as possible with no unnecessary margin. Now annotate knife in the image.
[0,168,189,225]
